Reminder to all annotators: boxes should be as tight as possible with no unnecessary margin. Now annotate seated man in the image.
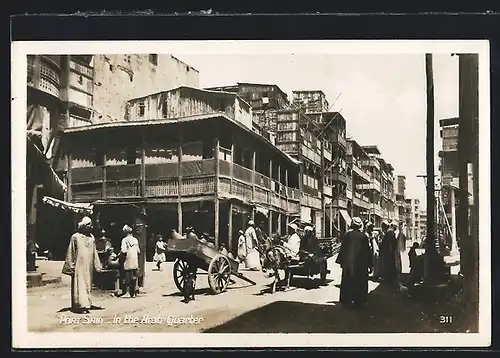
[282,223,301,262]
[300,226,322,262]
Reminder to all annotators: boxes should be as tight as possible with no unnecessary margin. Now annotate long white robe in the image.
[63,233,102,309]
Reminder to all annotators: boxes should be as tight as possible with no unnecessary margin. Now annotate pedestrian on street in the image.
[364,221,379,280]
[371,230,382,279]
[120,224,140,298]
[336,217,372,309]
[62,216,103,314]
[380,220,400,285]
[153,234,167,271]
[95,229,112,269]
[244,220,261,270]
[237,230,246,262]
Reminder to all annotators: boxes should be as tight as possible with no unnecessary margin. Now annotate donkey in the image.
[259,233,293,293]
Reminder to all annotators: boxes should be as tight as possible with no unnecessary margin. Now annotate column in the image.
[177,128,183,233]
[450,187,458,253]
[140,131,146,198]
[67,153,72,202]
[228,202,233,254]
[135,208,147,288]
[214,136,220,248]
[252,150,256,201]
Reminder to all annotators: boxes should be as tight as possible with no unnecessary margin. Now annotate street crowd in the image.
[60,214,424,314]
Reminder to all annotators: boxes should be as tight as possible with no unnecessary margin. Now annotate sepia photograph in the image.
[11,40,490,348]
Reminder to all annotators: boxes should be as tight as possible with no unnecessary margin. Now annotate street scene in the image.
[21,49,481,338]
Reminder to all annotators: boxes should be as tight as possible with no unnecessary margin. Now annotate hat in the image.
[351,217,363,228]
[78,216,92,228]
[122,224,133,234]
[248,220,254,226]
[365,221,374,229]
[304,226,314,232]
[238,230,244,234]
[288,223,298,231]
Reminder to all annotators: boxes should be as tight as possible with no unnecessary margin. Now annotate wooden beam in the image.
[228,201,233,254]
[177,127,183,233]
[140,130,146,198]
[214,135,220,247]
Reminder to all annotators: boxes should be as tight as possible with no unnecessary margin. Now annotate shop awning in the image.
[339,209,352,228]
[254,205,269,217]
[42,196,94,215]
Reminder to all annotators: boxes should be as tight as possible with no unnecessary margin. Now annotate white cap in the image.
[122,224,133,233]
[248,220,254,226]
[288,223,298,231]
[78,216,92,228]
[304,226,314,232]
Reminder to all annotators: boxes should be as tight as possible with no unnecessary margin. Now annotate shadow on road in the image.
[254,277,335,295]
[203,274,476,334]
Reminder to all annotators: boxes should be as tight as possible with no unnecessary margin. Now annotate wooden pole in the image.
[424,53,443,285]
[214,136,220,247]
[177,127,183,233]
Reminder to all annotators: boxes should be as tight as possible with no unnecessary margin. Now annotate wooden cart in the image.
[167,236,257,295]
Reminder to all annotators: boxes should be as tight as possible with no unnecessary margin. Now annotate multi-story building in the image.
[404,198,414,238]
[395,175,407,226]
[419,210,427,237]
[63,54,199,128]
[358,146,384,227]
[274,109,324,236]
[439,117,460,248]
[206,82,290,134]
[292,90,329,113]
[346,139,372,222]
[63,87,301,285]
[408,198,421,241]
[26,55,69,267]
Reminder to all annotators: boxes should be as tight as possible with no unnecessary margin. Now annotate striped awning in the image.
[42,196,94,215]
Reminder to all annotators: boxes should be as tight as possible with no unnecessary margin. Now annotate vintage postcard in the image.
[11,40,491,348]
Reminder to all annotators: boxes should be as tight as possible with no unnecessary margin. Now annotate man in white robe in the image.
[62,216,102,314]
[283,223,301,260]
[244,220,260,270]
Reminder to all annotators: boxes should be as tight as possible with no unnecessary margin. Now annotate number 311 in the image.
[440,316,453,324]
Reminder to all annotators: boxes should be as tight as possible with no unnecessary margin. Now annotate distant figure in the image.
[371,230,382,279]
[154,234,167,271]
[364,221,379,279]
[120,225,140,298]
[95,229,113,269]
[283,223,301,261]
[183,269,197,304]
[300,225,321,260]
[171,228,184,240]
[185,227,199,241]
[408,242,424,287]
[380,220,400,285]
[62,216,102,314]
[336,217,372,308]
[237,230,246,262]
[219,242,229,256]
[394,221,406,273]
[244,220,260,270]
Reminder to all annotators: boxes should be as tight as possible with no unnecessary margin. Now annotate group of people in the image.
[336,217,412,309]
[62,216,142,314]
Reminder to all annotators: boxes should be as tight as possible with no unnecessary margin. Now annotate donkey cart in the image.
[167,236,257,295]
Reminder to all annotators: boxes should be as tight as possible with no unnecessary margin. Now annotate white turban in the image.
[288,223,298,231]
[248,220,254,226]
[78,216,92,228]
[304,226,314,232]
[122,224,133,234]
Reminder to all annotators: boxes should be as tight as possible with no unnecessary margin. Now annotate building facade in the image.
[292,90,330,113]
[62,88,302,280]
[64,54,200,128]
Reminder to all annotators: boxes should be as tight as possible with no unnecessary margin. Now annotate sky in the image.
[173,53,460,210]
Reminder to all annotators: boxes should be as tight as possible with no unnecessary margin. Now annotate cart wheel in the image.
[173,259,192,294]
[208,255,231,294]
[319,260,328,283]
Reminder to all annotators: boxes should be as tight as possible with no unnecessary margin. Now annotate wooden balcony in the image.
[301,193,322,209]
[353,194,371,210]
[301,144,321,165]
[70,158,300,212]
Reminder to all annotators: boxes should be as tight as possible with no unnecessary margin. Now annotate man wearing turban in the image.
[336,217,372,308]
[120,224,141,298]
[62,216,102,314]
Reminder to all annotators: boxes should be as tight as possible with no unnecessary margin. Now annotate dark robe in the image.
[336,229,372,306]
[380,229,400,283]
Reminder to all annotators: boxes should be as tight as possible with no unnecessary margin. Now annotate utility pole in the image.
[458,54,479,310]
[422,53,447,291]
